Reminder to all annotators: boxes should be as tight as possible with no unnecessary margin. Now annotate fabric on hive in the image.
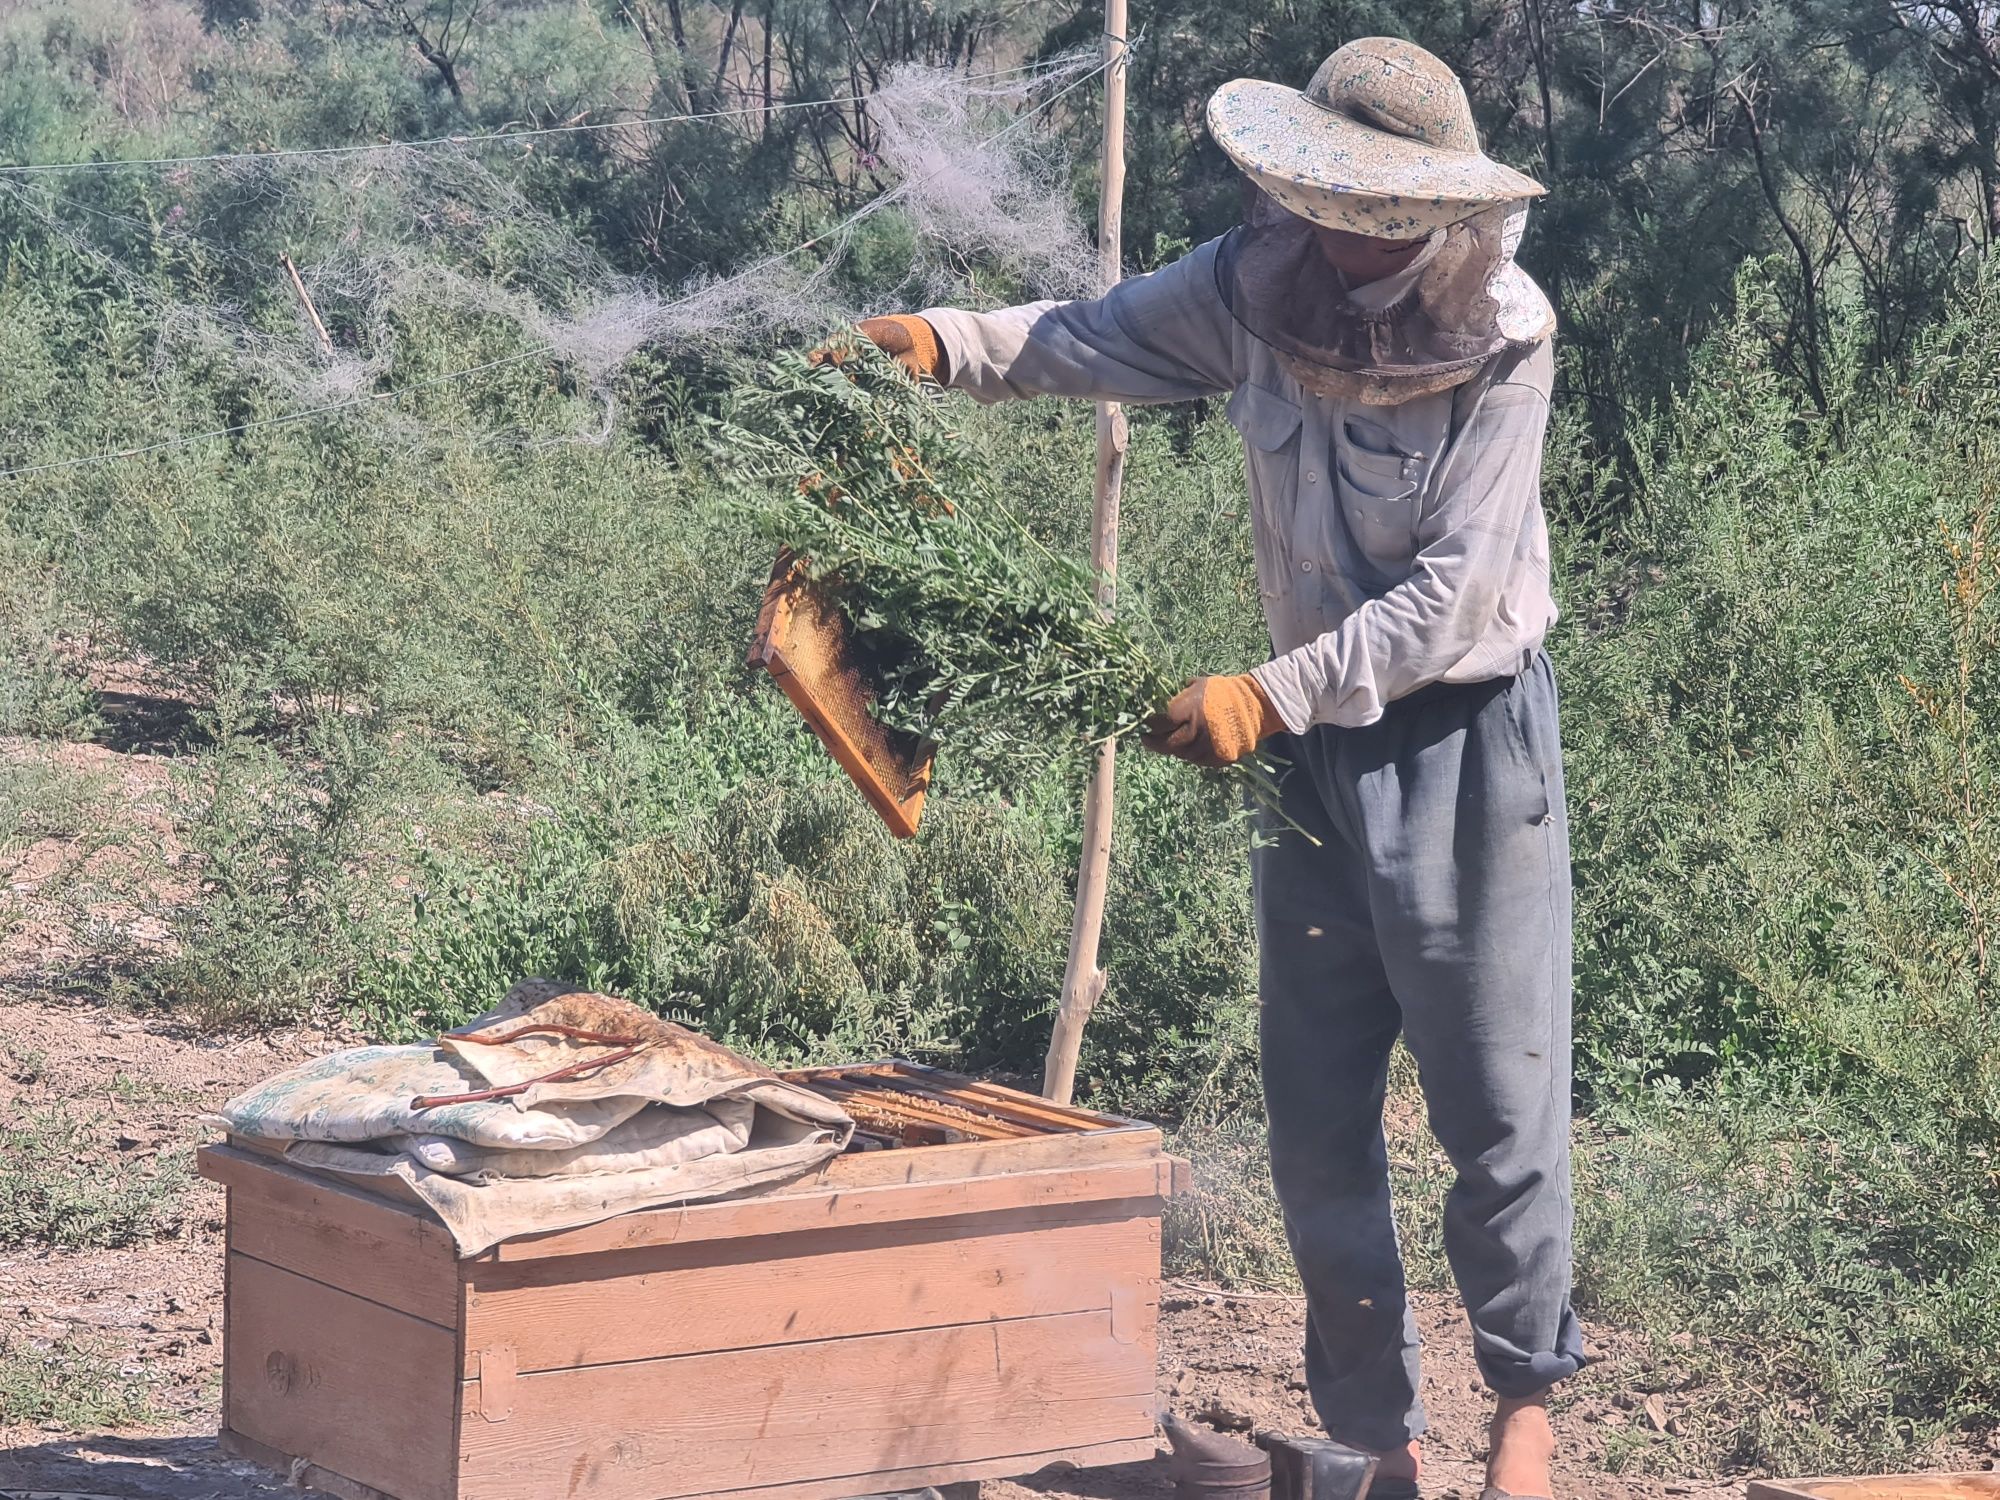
[207,980,855,1254]
[399,1095,756,1179]
[285,1117,843,1255]
[204,1043,651,1148]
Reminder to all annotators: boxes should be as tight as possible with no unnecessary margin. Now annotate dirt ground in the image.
[0,984,1749,1500]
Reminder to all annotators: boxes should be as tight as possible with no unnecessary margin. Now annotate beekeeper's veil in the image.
[1205,37,1556,405]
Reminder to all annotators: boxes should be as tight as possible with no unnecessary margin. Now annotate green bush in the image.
[147,699,387,1029]
[350,699,1079,1068]
[1574,1088,2000,1474]
[1559,263,2000,1125]
[0,1106,189,1250]
[1541,265,2000,1471]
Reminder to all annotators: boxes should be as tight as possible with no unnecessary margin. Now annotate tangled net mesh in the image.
[0,51,1101,456]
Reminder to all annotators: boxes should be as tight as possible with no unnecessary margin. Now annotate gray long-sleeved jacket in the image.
[919,235,1557,732]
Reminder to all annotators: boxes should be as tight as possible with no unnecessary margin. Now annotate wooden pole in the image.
[280,253,334,360]
[1044,0,1128,1107]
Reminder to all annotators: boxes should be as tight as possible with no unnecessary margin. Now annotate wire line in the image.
[0,55,1085,177]
[0,54,1113,483]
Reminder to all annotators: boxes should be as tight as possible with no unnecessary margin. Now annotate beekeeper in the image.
[849,37,1580,1500]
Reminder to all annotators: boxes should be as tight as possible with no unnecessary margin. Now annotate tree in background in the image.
[1032,0,1989,448]
[1892,0,2000,240]
[351,0,483,101]
[42,0,1988,440]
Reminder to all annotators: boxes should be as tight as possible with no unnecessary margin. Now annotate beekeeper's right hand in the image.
[811,315,946,383]
[1142,674,1284,769]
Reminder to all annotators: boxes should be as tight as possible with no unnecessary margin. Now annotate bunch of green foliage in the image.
[720,342,1283,816]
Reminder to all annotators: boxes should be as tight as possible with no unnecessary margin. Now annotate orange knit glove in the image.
[810,315,946,381]
[851,315,947,382]
[1141,674,1285,768]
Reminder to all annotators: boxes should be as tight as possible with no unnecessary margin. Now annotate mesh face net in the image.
[1214,187,1551,405]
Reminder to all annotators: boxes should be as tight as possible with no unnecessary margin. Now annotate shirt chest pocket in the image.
[1225,383,1304,599]
[1336,412,1426,577]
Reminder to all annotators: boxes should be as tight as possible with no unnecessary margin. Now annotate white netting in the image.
[0,51,1101,467]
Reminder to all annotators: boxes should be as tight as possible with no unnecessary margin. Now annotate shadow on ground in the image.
[0,1434,292,1499]
[0,1436,1180,1500]
[999,1459,1171,1500]
[89,691,211,758]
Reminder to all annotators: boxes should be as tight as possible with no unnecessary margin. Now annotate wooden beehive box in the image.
[197,1063,1179,1500]
[1748,1479,2000,1500]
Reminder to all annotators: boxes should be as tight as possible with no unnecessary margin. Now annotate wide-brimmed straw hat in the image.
[1207,37,1544,240]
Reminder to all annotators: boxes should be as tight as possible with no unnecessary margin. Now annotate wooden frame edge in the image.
[749,553,933,839]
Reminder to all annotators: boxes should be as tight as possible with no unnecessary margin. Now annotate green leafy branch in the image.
[717,338,1288,819]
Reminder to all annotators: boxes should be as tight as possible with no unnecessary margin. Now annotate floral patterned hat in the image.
[1207,37,1543,240]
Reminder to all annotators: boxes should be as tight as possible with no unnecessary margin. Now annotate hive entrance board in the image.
[749,553,934,838]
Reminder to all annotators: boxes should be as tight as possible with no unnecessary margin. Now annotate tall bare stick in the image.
[280,253,334,359]
[1044,0,1128,1106]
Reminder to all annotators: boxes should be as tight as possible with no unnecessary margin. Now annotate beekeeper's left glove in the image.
[1141,674,1284,768]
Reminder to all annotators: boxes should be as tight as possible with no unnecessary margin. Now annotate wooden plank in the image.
[464,1206,1161,1373]
[810,1078,1098,1139]
[1749,1481,2000,1500]
[922,1076,1142,1130]
[220,1428,402,1500]
[786,1062,1142,1133]
[488,1156,1172,1261]
[809,1077,1039,1140]
[204,1145,459,1327]
[457,1309,1156,1500]
[225,1254,459,1500]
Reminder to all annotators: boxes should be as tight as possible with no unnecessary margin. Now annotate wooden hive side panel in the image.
[755,1121,1165,1196]
[457,1307,1157,1500]
[461,1202,1161,1374]
[224,1254,461,1500]
[488,1155,1173,1261]
[204,1143,460,1327]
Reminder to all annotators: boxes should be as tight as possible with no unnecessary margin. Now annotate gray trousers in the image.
[1253,650,1586,1453]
